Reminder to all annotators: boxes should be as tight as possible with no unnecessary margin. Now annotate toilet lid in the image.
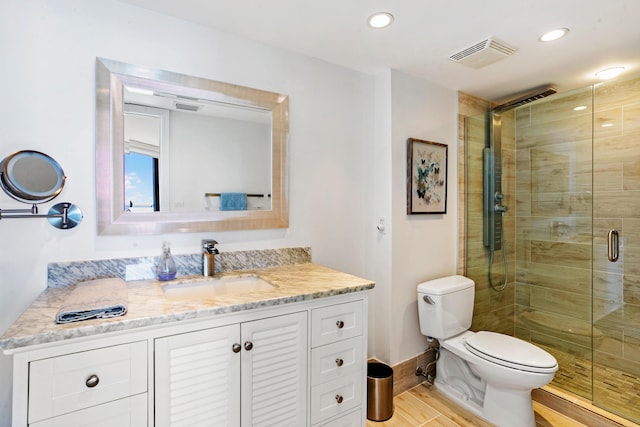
[464,331,558,374]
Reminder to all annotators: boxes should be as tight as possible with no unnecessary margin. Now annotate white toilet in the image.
[417,275,558,427]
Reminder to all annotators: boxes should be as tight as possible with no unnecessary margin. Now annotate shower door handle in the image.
[608,229,619,262]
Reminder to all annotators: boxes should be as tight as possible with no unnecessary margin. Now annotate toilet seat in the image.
[464,331,558,374]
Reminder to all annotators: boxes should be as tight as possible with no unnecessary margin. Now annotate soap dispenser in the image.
[202,239,219,276]
[156,241,177,281]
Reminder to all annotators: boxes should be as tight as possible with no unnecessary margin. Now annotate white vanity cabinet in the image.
[310,300,366,426]
[8,292,369,427]
[155,311,307,427]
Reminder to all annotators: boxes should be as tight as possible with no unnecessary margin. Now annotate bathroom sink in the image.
[162,276,276,300]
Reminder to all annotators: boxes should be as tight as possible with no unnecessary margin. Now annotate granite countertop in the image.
[0,263,374,352]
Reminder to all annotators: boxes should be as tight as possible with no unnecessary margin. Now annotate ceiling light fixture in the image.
[539,28,569,42]
[368,12,394,29]
[573,105,587,111]
[596,66,625,80]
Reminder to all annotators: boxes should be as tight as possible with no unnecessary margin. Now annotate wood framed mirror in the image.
[95,58,288,235]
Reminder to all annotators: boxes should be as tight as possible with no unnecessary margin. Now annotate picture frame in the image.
[407,138,447,214]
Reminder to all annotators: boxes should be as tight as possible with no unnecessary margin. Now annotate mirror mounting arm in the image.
[0,204,38,215]
[0,203,83,229]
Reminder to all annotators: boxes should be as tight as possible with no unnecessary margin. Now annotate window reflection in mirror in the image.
[123,87,272,213]
[124,104,162,212]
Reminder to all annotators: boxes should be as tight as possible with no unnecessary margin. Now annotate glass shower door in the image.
[591,75,640,423]
[512,86,594,400]
[464,74,640,424]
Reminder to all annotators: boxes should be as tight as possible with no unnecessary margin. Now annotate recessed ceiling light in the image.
[368,12,394,29]
[573,105,587,111]
[539,28,569,42]
[596,66,625,80]
[602,123,614,128]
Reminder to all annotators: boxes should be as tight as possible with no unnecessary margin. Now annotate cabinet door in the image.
[310,373,362,424]
[311,301,363,347]
[155,324,241,427]
[311,336,363,386]
[318,408,363,427]
[241,311,307,427]
[29,393,147,427]
[28,341,147,423]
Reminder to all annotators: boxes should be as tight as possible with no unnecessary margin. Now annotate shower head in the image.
[493,86,557,112]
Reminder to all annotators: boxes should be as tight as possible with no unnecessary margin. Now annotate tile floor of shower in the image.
[366,380,640,427]
[550,347,640,425]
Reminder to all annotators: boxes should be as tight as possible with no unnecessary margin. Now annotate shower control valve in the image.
[494,204,507,214]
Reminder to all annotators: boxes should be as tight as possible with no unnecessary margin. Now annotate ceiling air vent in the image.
[449,37,518,69]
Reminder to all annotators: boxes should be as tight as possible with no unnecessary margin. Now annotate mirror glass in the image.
[96,58,289,235]
[0,150,66,203]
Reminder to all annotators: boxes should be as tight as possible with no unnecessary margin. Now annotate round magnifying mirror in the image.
[0,150,66,204]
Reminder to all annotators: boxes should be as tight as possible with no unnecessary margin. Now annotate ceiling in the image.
[117,0,640,102]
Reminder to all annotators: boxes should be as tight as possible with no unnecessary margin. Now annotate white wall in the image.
[0,2,460,424]
[168,112,271,211]
[0,1,374,423]
[390,71,458,363]
[368,70,458,366]
[367,71,393,362]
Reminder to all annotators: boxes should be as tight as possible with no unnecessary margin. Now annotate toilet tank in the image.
[417,275,475,339]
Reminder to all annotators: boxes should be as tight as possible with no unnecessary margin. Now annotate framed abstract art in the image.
[407,138,447,214]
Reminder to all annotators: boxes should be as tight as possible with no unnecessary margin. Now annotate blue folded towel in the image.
[220,192,247,211]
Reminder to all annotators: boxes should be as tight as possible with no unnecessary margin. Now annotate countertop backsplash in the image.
[47,247,312,288]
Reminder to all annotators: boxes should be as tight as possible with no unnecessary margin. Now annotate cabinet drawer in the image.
[310,373,362,425]
[317,408,363,427]
[312,301,363,347]
[29,393,147,427]
[311,336,363,386]
[28,341,147,423]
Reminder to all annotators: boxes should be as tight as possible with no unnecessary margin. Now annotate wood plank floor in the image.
[365,383,616,427]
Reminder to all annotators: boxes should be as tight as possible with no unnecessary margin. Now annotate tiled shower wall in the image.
[458,93,516,336]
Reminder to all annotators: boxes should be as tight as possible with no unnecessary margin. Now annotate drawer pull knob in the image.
[336,320,345,329]
[232,343,241,353]
[335,394,344,404]
[335,358,344,367]
[85,374,100,388]
[244,341,253,351]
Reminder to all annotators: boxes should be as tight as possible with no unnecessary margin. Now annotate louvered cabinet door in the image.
[240,311,308,427]
[155,324,241,427]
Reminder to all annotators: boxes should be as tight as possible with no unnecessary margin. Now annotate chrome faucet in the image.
[202,239,219,276]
